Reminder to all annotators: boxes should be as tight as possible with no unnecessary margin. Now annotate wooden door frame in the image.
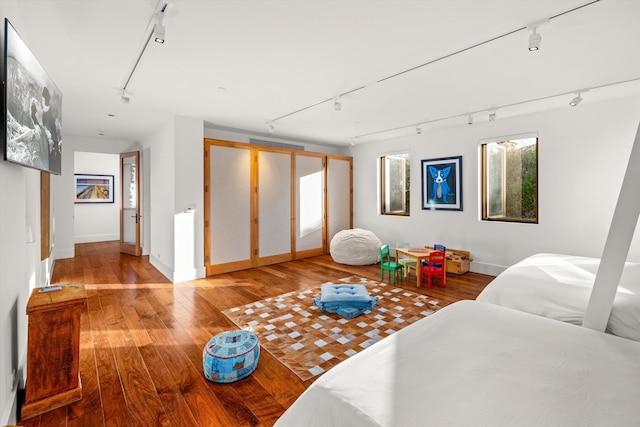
[204,138,353,276]
[40,172,51,260]
[119,151,141,256]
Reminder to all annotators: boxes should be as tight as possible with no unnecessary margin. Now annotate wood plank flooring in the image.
[18,241,494,426]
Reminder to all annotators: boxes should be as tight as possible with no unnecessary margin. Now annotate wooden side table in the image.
[21,284,87,420]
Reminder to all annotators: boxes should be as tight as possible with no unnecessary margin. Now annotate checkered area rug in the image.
[222,276,441,381]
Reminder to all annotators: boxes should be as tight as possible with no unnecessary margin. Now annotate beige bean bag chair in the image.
[330,229,383,265]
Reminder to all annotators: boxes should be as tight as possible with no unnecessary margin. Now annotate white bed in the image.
[275,300,640,426]
[476,253,640,341]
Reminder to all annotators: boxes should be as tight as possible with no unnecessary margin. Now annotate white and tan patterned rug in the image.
[222,276,441,381]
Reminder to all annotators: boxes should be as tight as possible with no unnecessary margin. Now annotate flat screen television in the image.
[3,18,62,175]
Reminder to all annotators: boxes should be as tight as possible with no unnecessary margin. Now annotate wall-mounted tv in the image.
[3,18,62,175]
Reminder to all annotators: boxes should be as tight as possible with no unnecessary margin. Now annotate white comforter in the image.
[275,300,640,426]
[476,253,640,341]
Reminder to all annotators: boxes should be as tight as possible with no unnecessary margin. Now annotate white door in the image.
[206,143,253,274]
[295,153,325,257]
[327,156,352,241]
[258,150,292,264]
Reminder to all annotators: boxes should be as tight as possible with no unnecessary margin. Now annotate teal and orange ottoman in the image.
[203,329,260,383]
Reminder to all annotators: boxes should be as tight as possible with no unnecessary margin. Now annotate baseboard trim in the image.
[173,268,197,283]
[1,389,17,426]
[156,264,206,283]
[470,262,506,277]
[54,247,75,260]
[150,255,174,282]
[74,234,119,244]
[2,353,26,426]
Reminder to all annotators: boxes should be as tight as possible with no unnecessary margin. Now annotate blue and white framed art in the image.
[421,156,462,211]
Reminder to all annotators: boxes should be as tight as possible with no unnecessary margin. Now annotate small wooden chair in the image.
[396,242,417,277]
[380,245,403,284]
[422,244,446,269]
[433,244,446,253]
[419,251,446,288]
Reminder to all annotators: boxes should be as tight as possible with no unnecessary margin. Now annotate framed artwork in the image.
[421,156,462,211]
[4,19,63,175]
[74,174,114,203]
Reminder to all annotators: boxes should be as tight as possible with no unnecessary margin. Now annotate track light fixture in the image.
[569,92,583,107]
[416,125,422,134]
[118,2,168,104]
[528,27,541,51]
[334,97,342,111]
[351,77,639,143]
[526,19,548,52]
[153,17,166,43]
[119,89,131,104]
[268,121,275,133]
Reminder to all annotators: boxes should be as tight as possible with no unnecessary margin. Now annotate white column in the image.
[583,120,640,331]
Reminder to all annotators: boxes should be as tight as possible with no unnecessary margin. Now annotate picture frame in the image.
[421,156,462,211]
[4,18,63,175]
[74,174,114,204]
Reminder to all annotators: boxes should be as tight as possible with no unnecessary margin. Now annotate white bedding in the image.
[275,300,640,426]
[476,253,640,341]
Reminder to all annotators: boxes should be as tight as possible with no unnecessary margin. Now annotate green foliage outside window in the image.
[381,153,410,215]
[483,138,537,223]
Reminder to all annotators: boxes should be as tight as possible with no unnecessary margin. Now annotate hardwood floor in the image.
[18,241,494,426]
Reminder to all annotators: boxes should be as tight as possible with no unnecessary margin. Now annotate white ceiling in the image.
[9,0,640,147]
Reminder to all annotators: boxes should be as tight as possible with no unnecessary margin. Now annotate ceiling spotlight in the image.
[153,17,166,43]
[268,121,275,133]
[467,114,473,125]
[334,97,342,111]
[528,27,541,51]
[416,125,422,134]
[569,93,583,107]
[489,111,496,121]
[121,95,130,104]
[350,137,356,146]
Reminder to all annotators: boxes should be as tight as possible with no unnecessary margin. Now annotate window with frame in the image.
[380,152,410,215]
[481,136,538,223]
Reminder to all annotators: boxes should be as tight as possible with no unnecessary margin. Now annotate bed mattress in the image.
[476,253,640,341]
[275,300,640,426]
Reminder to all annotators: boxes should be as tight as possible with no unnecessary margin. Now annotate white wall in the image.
[53,136,76,260]
[143,117,205,282]
[1,3,43,423]
[0,162,40,425]
[174,117,205,281]
[350,95,640,275]
[73,152,120,243]
[204,126,345,155]
[144,119,176,279]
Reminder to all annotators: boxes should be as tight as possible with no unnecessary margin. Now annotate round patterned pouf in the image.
[203,329,260,383]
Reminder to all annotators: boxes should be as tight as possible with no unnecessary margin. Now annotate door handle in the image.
[130,213,142,223]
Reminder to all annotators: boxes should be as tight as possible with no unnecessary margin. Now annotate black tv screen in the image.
[3,18,62,175]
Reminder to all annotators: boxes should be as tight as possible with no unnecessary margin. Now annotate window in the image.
[380,153,410,215]
[481,136,538,223]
